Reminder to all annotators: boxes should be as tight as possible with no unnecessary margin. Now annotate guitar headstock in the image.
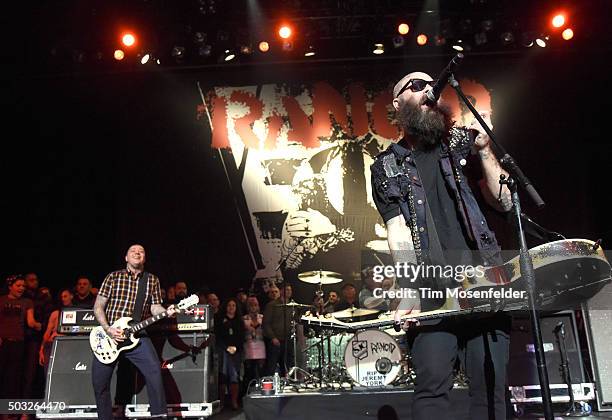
[176,294,200,312]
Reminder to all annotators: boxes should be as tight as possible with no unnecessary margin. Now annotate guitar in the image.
[301,239,611,332]
[90,294,199,364]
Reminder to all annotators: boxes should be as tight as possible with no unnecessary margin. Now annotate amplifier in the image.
[508,310,585,386]
[58,304,213,335]
[125,332,218,413]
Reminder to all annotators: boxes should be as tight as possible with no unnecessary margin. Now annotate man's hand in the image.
[286,210,336,238]
[271,338,281,347]
[33,322,42,331]
[166,304,178,318]
[106,327,125,343]
[469,110,493,150]
[394,294,421,331]
[39,347,45,366]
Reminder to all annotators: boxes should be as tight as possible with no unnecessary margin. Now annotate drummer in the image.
[358,265,397,311]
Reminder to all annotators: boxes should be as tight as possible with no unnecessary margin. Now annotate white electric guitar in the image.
[90,294,199,364]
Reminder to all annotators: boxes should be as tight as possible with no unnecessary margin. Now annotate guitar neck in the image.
[128,311,169,333]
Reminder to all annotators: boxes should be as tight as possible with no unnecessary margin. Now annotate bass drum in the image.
[344,329,401,387]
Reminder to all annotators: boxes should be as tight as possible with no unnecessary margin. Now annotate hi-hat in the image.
[331,307,379,318]
[298,270,342,284]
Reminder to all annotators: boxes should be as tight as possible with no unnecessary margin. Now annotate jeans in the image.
[92,337,166,420]
[265,339,294,376]
[407,315,510,420]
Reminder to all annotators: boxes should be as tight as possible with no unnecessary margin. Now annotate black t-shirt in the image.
[412,146,475,265]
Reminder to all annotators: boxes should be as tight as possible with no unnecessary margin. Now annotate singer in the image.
[370,67,513,420]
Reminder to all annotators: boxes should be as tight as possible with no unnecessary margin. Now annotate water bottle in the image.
[273,372,280,394]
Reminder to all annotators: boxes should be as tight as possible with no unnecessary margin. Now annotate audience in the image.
[324,290,339,313]
[215,298,244,410]
[263,283,294,376]
[39,289,74,370]
[72,276,95,308]
[242,296,265,392]
[206,292,220,315]
[174,281,188,301]
[0,275,41,400]
[334,283,359,311]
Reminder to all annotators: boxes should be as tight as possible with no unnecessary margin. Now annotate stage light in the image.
[121,33,136,47]
[416,34,428,46]
[398,23,410,35]
[452,41,464,51]
[304,45,315,57]
[140,53,150,64]
[500,32,514,45]
[198,44,212,57]
[372,43,384,55]
[258,41,270,52]
[392,35,405,48]
[562,28,574,40]
[535,37,547,48]
[279,25,292,39]
[434,35,446,46]
[224,49,235,61]
[171,46,185,57]
[240,45,253,55]
[113,49,125,61]
[282,40,293,51]
[552,13,566,29]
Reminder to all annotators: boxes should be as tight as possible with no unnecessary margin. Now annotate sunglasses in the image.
[395,78,436,98]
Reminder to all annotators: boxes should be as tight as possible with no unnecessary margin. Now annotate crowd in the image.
[0,272,367,414]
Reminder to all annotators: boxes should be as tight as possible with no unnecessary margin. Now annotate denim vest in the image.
[371,128,503,267]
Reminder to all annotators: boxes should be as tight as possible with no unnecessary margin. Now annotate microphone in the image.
[424,53,464,105]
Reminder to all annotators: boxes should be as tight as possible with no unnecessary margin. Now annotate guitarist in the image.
[370,72,512,420]
[92,244,176,420]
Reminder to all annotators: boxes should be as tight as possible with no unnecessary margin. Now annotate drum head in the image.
[344,330,401,386]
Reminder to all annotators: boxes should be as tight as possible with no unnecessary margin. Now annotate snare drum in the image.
[344,329,401,387]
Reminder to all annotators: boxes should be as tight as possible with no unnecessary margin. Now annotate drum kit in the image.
[288,270,412,390]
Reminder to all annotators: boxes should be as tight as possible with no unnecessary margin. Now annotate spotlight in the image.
[140,53,150,64]
[434,35,446,46]
[304,45,315,57]
[279,25,292,39]
[535,36,547,48]
[171,46,185,57]
[500,32,514,45]
[121,33,136,47]
[416,34,428,46]
[240,45,253,55]
[562,28,574,40]
[392,35,405,48]
[452,41,464,52]
[372,43,384,55]
[224,49,236,61]
[474,32,487,46]
[113,49,125,61]
[198,45,212,56]
[551,13,566,29]
[398,23,410,35]
[258,41,270,52]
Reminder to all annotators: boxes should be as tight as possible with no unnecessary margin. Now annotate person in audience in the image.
[23,273,47,399]
[236,288,248,315]
[324,291,339,313]
[243,296,265,393]
[73,276,95,308]
[166,286,176,304]
[38,289,74,370]
[334,283,359,311]
[174,281,188,300]
[263,284,294,376]
[0,275,41,400]
[206,292,220,315]
[215,298,244,410]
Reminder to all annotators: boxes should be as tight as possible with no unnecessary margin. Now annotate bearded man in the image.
[370,71,513,420]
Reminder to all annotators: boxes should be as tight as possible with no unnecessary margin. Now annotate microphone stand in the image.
[447,73,554,420]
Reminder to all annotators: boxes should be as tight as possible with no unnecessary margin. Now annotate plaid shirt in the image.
[98,268,162,324]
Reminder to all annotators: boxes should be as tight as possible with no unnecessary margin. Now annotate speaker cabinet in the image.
[584,280,612,410]
[129,332,218,405]
[45,335,116,406]
[508,310,585,386]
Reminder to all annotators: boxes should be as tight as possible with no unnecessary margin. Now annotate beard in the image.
[397,100,453,149]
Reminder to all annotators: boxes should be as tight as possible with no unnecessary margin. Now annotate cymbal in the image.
[331,307,379,318]
[280,302,311,308]
[298,270,342,284]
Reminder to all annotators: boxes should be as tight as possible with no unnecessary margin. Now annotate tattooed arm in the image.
[470,111,512,212]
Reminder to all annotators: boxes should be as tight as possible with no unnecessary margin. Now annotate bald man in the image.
[92,244,176,420]
[370,72,512,419]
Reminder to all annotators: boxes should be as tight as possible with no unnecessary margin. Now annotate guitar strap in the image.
[132,271,149,323]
